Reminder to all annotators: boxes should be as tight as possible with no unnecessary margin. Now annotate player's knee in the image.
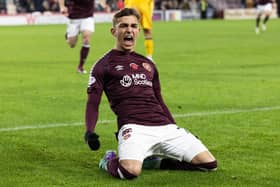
[124,165,142,176]
[198,160,218,171]
[120,162,142,178]
[118,164,140,180]
[67,38,77,48]
[69,43,76,48]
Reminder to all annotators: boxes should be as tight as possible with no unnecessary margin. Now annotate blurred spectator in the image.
[42,0,59,12]
[241,0,246,8]
[15,0,35,13]
[178,0,190,10]
[116,0,124,10]
[155,0,161,9]
[199,0,208,19]
[189,0,199,12]
[33,0,44,12]
[0,0,6,14]
[161,0,178,10]
[14,0,59,13]
[95,0,111,12]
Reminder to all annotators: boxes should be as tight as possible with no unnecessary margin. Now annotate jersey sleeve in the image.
[152,66,176,124]
[85,61,106,132]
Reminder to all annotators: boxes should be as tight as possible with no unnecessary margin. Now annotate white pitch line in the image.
[173,106,280,118]
[1,106,280,132]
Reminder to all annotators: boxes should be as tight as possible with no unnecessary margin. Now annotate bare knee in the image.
[69,44,76,48]
[191,151,217,171]
[67,37,78,48]
[120,160,142,177]
[191,151,215,163]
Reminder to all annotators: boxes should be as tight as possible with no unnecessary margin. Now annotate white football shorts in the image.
[67,17,95,37]
[118,124,208,163]
[257,3,273,14]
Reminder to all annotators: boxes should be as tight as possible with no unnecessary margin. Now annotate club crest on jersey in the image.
[142,63,152,72]
[122,128,132,140]
[130,63,139,70]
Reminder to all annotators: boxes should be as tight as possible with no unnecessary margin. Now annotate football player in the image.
[255,0,276,34]
[85,8,217,180]
[59,0,95,74]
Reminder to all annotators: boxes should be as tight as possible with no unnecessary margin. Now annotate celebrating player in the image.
[84,8,217,180]
[255,0,276,34]
[124,0,154,60]
[59,0,95,74]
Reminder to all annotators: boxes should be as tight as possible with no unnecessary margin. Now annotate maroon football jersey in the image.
[86,50,175,131]
[66,0,94,19]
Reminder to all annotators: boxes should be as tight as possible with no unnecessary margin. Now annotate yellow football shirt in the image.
[124,0,154,30]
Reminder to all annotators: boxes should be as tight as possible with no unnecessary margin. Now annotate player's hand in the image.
[84,131,100,151]
[60,7,68,16]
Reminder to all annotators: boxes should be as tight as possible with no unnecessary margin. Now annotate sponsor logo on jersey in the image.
[142,63,152,72]
[130,63,139,70]
[120,75,133,87]
[120,73,152,87]
[115,65,124,71]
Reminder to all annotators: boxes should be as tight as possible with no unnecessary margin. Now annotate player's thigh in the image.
[117,124,158,162]
[67,19,81,37]
[161,125,208,163]
[264,4,273,15]
[81,17,95,33]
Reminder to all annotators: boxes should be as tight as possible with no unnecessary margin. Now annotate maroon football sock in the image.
[79,45,90,69]
[107,158,137,179]
[263,16,269,24]
[160,158,217,171]
[256,17,261,27]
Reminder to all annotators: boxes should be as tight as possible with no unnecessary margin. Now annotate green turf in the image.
[0,19,280,186]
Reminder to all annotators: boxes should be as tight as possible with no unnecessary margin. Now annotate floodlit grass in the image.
[0,19,280,186]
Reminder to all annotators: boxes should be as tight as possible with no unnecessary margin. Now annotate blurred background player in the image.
[124,0,154,60]
[59,0,95,74]
[255,0,276,34]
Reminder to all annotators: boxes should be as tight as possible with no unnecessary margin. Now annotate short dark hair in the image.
[112,8,141,27]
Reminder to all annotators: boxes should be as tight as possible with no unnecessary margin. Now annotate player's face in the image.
[111,15,140,52]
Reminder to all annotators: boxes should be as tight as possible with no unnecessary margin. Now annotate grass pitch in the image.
[0,19,280,187]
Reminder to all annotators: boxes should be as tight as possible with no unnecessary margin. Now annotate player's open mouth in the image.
[124,35,134,44]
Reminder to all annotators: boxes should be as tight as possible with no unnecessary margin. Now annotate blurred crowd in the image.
[0,0,279,17]
[0,0,202,14]
[0,0,210,14]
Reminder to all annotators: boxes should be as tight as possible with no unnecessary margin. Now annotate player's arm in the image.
[58,0,68,15]
[84,62,105,151]
[272,0,277,9]
[85,88,103,150]
[152,66,176,124]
